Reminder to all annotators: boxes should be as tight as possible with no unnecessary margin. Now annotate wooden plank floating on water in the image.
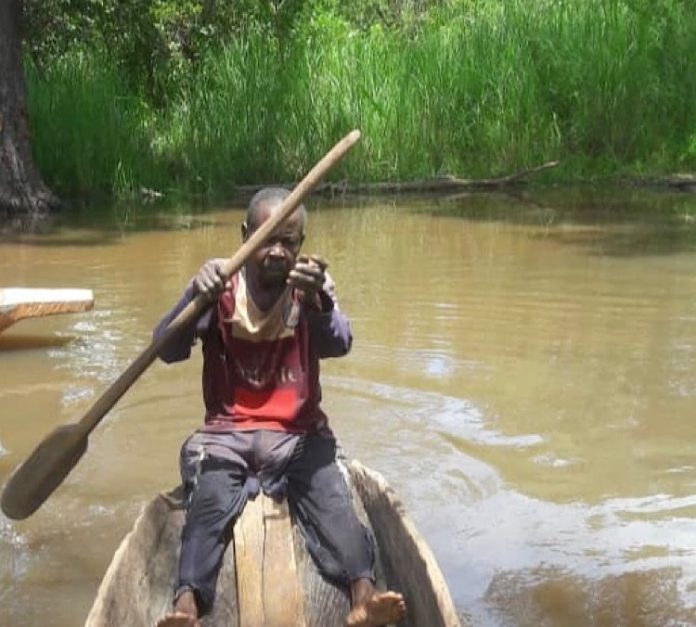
[84,460,463,627]
[0,288,94,333]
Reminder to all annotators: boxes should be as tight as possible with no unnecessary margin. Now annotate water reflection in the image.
[427,188,696,257]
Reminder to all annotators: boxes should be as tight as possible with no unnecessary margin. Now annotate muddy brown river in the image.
[1,188,695,626]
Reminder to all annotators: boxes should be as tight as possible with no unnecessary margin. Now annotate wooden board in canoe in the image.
[85,459,462,627]
[0,288,94,333]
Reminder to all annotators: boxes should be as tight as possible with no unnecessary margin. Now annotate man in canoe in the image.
[154,187,406,627]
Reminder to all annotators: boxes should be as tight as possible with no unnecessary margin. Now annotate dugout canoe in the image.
[0,288,94,333]
[85,459,462,627]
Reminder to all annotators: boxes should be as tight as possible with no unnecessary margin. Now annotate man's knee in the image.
[188,465,245,517]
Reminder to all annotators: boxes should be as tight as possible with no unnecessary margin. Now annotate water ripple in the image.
[328,376,544,448]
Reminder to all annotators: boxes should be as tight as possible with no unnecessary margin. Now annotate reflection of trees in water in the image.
[424,188,696,257]
[486,565,696,627]
[3,189,695,255]
[0,206,223,245]
[534,220,696,257]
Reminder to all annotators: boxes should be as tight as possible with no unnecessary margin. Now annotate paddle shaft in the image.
[78,130,361,437]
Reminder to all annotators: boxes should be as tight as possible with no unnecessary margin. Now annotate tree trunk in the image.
[0,0,60,217]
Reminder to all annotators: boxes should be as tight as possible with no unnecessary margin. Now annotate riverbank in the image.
[25,0,696,205]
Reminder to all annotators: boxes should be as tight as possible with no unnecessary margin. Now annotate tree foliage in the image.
[22,0,443,103]
[17,0,696,202]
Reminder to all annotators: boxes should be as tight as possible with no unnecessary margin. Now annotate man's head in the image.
[242,187,307,287]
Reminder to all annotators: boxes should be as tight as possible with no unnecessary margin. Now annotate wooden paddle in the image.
[1,130,361,520]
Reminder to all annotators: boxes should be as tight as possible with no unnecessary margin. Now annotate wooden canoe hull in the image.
[0,288,94,333]
[85,460,462,627]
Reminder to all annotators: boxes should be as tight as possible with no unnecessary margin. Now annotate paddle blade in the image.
[1,424,88,520]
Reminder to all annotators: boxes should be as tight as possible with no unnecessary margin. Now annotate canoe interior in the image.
[0,287,94,332]
[85,459,462,627]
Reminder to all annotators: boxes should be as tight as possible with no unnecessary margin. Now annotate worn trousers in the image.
[176,429,375,615]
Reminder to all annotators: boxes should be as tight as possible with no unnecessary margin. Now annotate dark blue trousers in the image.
[176,432,374,615]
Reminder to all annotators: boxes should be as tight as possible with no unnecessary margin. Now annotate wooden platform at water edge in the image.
[0,288,94,333]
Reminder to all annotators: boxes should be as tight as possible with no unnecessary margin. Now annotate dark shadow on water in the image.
[0,198,237,247]
[416,186,696,258]
[532,223,696,257]
[0,333,75,352]
[2,187,695,257]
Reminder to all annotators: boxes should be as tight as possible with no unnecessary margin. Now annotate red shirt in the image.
[154,268,352,434]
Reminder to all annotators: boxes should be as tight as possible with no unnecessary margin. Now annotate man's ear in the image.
[241,222,249,242]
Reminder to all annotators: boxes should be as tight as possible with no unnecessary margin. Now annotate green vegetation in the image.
[24,0,696,201]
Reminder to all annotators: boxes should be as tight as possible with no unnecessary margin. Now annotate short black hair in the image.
[246,187,306,231]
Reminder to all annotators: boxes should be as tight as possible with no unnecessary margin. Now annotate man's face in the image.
[244,203,305,287]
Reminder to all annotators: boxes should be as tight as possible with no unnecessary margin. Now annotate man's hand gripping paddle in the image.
[1,130,361,520]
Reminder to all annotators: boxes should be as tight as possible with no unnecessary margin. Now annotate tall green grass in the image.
[26,52,164,199]
[26,0,696,201]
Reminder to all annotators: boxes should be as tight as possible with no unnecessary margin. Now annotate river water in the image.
[1,188,695,626]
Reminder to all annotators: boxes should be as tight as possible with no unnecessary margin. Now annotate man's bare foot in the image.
[155,612,200,627]
[346,590,407,627]
[155,590,200,627]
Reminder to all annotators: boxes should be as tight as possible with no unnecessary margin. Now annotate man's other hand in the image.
[288,254,327,307]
